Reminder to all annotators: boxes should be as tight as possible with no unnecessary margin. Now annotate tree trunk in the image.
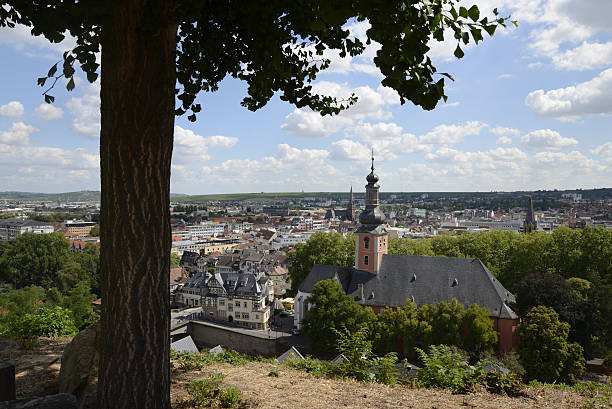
[98,1,176,408]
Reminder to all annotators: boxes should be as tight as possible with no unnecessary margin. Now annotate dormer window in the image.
[364,237,370,249]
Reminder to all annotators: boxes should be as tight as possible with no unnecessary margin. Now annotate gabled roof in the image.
[299,254,517,319]
[277,346,304,362]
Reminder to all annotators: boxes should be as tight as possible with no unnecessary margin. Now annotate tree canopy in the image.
[2,1,511,116]
[287,231,355,295]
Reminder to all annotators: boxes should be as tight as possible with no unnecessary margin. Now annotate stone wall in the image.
[188,321,283,356]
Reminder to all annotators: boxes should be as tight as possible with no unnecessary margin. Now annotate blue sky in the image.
[0,0,611,194]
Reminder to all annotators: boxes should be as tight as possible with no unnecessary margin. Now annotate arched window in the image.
[364,237,370,249]
[364,255,369,265]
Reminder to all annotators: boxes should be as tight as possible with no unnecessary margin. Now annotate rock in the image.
[0,393,78,409]
[58,324,100,409]
[0,339,20,352]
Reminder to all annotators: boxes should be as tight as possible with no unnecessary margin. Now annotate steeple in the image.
[523,196,537,233]
[359,152,385,226]
[354,152,388,274]
[346,185,356,221]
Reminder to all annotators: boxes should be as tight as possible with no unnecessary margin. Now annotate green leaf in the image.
[483,25,497,36]
[459,7,468,18]
[44,94,55,104]
[454,44,464,59]
[468,5,480,22]
[461,32,469,45]
[37,77,47,87]
[86,71,98,83]
[470,28,483,44]
[66,78,75,91]
[47,63,58,77]
[450,7,458,19]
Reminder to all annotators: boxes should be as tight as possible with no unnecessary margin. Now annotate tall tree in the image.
[287,231,355,295]
[1,2,510,407]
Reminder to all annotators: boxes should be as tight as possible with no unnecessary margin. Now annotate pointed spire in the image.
[371,148,375,172]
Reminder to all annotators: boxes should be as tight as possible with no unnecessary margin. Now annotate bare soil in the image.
[0,338,603,409]
[0,337,71,398]
[170,362,589,409]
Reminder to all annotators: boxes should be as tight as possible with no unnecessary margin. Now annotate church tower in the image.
[523,196,537,233]
[355,153,388,274]
[346,185,356,221]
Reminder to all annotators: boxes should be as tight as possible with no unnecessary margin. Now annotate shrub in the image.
[170,349,251,372]
[372,353,399,386]
[415,345,480,393]
[416,345,524,395]
[284,357,336,378]
[2,306,78,339]
[187,373,225,406]
[218,387,242,408]
[267,369,280,377]
[216,349,250,366]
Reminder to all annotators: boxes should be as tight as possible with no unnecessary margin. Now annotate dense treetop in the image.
[1,1,511,118]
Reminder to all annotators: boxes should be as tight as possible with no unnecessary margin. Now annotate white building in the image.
[0,218,55,241]
[186,222,226,239]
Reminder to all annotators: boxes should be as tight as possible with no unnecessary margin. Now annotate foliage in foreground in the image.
[416,345,521,395]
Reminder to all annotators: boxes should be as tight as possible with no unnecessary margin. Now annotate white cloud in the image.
[525,69,612,120]
[0,101,24,118]
[0,144,98,169]
[173,126,238,163]
[590,142,612,156]
[553,42,612,70]
[66,82,101,139]
[420,121,487,144]
[0,24,77,58]
[331,139,371,161]
[490,126,522,137]
[498,74,513,79]
[200,144,343,190]
[521,129,578,150]
[35,103,64,120]
[442,101,460,108]
[0,122,37,145]
[426,146,527,172]
[533,150,605,171]
[497,136,512,144]
[281,82,399,138]
[281,108,352,138]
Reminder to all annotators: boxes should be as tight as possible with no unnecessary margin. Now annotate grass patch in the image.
[186,373,243,408]
[171,349,251,371]
[268,369,280,377]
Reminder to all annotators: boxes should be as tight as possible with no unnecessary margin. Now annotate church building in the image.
[294,157,520,353]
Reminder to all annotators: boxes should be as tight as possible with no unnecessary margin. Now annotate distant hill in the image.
[1,188,610,203]
[172,188,612,203]
[0,191,187,202]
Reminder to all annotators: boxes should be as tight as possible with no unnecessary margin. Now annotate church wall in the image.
[492,317,520,354]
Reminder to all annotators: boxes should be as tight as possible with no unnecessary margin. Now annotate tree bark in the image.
[98,1,176,408]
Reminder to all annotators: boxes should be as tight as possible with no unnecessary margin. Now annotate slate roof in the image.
[277,346,304,362]
[171,335,199,353]
[299,254,517,319]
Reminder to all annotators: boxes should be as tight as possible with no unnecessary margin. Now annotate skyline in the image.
[0,0,611,194]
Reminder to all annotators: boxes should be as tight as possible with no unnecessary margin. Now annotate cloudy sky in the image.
[1,0,611,194]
